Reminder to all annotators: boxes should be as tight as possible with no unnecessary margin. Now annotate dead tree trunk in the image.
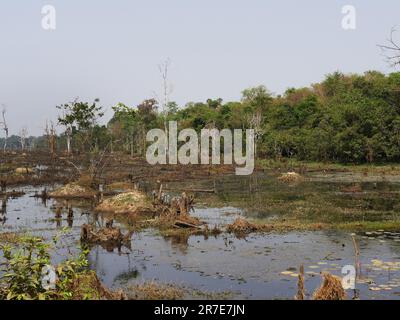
[19,127,28,151]
[158,58,173,159]
[45,121,57,157]
[1,106,9,152]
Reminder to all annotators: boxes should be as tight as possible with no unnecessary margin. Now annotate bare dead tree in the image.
[65,125,72,155]
[158,58,173,115]
[66,140,113,185]
[19,126,28,151]
[0,105,9,152]
[45,121,57,156]
[247,110,263,158]
[157,58,173,156]
[378,27,400,67]
[30,138,36,151]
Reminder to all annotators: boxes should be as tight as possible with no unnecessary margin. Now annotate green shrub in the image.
[0,236,90,300]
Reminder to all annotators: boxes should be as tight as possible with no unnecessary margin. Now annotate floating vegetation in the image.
[369,287,382,291]
[281,271,295,276]
[280,270,299,278]
[368,259,400,271]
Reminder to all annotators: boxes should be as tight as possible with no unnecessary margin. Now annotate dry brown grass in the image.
[126,282,185,300]
[226,218,304,235]
[277,172,303,183]
[81,224,121,243]
[106,181,134,191]
[75,174,94,188]
[0,232,21,244]
[70,271,126,300]
[15,167,33,174]
[226,218,259,234]
[313,273,347,300]
[340,184,363,193]
[95,191,152,214]
[49,182,96,198]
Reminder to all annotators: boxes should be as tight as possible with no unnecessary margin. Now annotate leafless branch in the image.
[158,58,173,115]
[378,27,400,67]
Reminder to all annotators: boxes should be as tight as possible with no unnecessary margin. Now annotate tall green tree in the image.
[57,99,104,154]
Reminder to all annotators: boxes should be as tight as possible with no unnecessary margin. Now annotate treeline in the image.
[3,70,400,164]
[0,135,47,151]
[109,70,400,164]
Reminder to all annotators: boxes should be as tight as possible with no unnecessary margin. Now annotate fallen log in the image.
[0,191,25,198]
[174,220,202,229]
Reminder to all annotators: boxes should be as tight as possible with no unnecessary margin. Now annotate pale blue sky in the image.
[0,0,400,134]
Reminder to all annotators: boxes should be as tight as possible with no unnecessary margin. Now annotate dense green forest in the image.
[3,70,400,164]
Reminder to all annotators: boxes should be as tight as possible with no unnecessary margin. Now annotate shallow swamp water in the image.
[2,171,400,300]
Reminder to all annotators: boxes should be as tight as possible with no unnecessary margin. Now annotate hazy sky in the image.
[1,0,400,135]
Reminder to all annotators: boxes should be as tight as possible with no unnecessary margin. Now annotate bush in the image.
[0,236,90,300]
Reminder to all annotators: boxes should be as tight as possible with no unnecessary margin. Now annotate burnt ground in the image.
[0,150,239,189]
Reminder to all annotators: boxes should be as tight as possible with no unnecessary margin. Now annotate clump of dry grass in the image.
[15,167,33,174]
[226,218,301,235]
[70,271,126,300]
[313,273,347,300]
[0,232,21,244]
[226,218,259,235]
[80,223,132,247]
[49,182,95,198]
[209,225,222,236]
[278,172,303,183]
[126,282,185,300]
[95,191,152,214]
